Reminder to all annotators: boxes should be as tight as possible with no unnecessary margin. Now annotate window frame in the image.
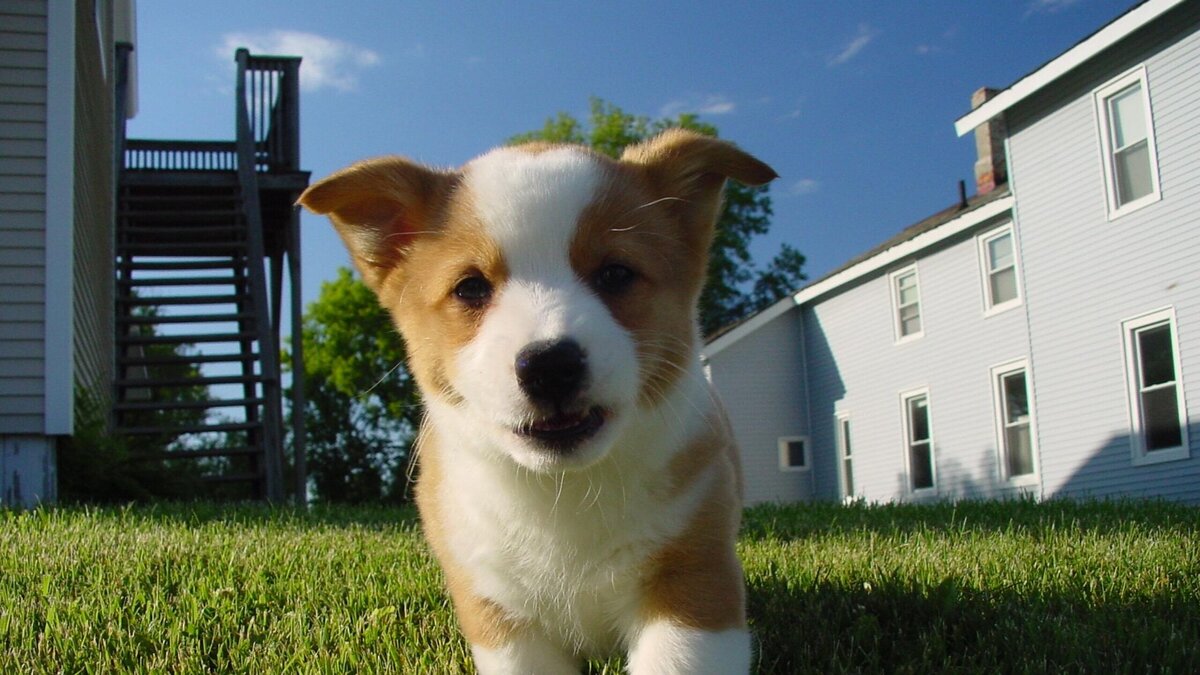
[835,411,855,501]
[777,435,812,473]
[1121,307,1189,465]
[977,223,1023,316]
[900,387,937,496]
[1093,65,1161,220]
[889,264,924,344]
[989,359,1040,487]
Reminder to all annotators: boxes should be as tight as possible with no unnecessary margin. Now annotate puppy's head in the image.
[299,130,775,471]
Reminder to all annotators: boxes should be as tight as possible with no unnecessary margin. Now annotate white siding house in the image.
[707,0,1200,505]
[0,0,136,507]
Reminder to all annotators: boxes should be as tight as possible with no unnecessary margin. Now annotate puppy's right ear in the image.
[298,157,456,291]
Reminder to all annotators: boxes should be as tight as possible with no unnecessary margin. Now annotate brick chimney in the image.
[971,87,1007,194]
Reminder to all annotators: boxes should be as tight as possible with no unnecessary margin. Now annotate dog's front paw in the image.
[627,620,751,675]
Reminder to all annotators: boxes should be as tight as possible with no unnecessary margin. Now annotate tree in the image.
[512,98,807,335]
[293,267,417,503]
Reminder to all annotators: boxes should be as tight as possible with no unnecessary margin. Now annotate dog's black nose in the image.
[515,339,587,406]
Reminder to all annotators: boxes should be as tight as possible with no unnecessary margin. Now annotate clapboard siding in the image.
[706,309,810,504]
[0,0,45,435]
[799,215,1033,504]
[1008,1,1200,504]
[71,0,114,405]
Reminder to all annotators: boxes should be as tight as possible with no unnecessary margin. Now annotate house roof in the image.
[704,186,1014,358]
[954,0,1185,136]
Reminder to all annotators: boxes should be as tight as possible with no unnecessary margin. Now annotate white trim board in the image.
[44,0,77,435]
[954,0,1187,137]
[703,195,1014,359]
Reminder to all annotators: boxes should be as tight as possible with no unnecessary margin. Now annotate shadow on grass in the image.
[47,500,423,531]
[742,497,1200,541]
[748,571,1200,674]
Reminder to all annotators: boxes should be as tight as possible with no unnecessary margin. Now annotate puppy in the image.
[299,129,776,674]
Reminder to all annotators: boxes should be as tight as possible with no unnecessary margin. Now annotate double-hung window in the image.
[991,360,1037,483]
[1122,309,1189,464]
[1095,66,1161,218]
[978,225,1021,313]
[901,389,935,493]
[835,413,854,500]
[890,265,923,342]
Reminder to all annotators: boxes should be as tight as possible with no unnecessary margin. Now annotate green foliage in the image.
[511,97,808,335]
[2,500,1197,672]
[294,268,417,503]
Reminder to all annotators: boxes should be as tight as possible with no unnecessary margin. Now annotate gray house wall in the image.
[706,308,811,504]
[1006,1,1200,503]
[0,0,49,436]
[72,0,115,411]
[800,213,1033,504]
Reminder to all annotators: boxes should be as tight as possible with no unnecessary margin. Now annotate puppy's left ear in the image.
[620,128,777,235]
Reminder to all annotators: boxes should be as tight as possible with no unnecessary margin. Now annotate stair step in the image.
[200,472,263,484]
[117,241,247,253]
[115,225,244,239]
[118,275,240,287]
[120,209,242,219]
[118,294,247,306]
[115,397,264,412]
[118,332,258,346]
[118,352,258,366]
[121,193,239,204]
[124,260,245,271]
[117,374,265,388]
[117,312,253,325]
[115,421,263,435]
[142,446,262,460]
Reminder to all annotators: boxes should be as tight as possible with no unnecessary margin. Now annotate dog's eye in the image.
[453,275,493,307]
[593,263,636,295]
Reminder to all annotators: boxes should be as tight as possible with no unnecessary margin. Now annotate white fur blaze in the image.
[627,621,751,675]
[472,633,579,675]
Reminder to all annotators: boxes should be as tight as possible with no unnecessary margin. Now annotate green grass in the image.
[1,499,1197,673]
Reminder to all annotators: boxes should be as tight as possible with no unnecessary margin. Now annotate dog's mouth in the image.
[514,406,607,452]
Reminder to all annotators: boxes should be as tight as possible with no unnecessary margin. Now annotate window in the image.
[778,436,810,472]
[836,413,854,500]
[890,265,923,342]
[1122,309,1189,464]
[991,361,1037,483]
[901,390,935,493]
[978,225,1021,313]
[1095,67,1161,218]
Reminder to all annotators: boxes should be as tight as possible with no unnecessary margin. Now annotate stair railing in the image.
[235,48,286,502]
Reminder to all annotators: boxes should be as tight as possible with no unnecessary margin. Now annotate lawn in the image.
[1,499,1197,673]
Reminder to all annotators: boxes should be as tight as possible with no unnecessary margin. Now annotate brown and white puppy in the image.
[299,129,776,674]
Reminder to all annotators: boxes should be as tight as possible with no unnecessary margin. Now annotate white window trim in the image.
[1093,65,1162,220]
[989,359,1041,487]
[977,223,1023,317]
[835,411,855,502]
[1121,307,1189,465]
[889,264,924,344]
[777,436,811,472]
[900,387,937,496]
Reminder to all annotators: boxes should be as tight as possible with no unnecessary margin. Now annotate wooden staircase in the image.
[113,48,308,502]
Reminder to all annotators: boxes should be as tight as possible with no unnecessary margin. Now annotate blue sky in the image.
[128,0,1136,309]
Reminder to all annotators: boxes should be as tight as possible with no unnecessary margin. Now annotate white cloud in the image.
[217,30,380,93]
[1025,0,1083,16]
[788,178,820,196]
[828,24,879,66]
[659,94,737,118]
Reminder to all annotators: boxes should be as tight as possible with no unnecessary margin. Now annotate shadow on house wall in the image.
[800,309,845,502]
[1050,417,1200,505]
